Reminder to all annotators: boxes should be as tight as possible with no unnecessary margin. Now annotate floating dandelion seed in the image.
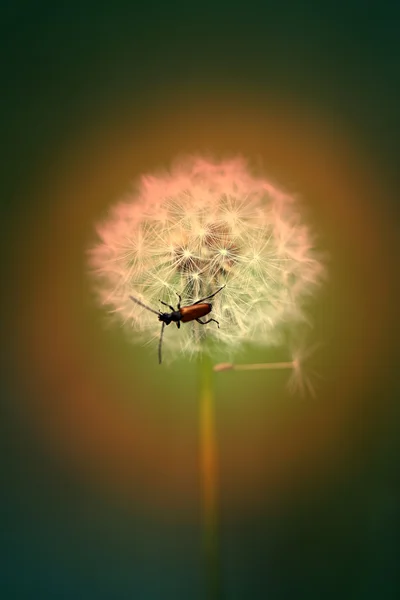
[214,341,323,397]
[88,156,325,361]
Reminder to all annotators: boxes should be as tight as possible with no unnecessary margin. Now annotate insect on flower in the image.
[89,155,326,363]
[129,285,225,364]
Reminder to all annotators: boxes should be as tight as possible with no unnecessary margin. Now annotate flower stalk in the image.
[199,352,223,600]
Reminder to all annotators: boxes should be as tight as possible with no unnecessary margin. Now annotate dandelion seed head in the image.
[88,155,325,360]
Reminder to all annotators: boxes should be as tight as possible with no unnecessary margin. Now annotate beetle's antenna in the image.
[158,322,165,364]
[193,284,226,305]
[129,295,160,316]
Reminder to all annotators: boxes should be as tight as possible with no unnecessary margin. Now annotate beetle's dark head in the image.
[159,313,172,325]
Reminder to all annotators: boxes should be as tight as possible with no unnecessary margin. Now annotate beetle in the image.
[129,284,225,364]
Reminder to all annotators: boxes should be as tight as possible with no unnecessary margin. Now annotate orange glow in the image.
[12,87,396,514]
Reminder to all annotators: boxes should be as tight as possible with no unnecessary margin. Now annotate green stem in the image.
[199,352,223,600]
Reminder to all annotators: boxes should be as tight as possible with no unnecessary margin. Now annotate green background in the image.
[1,2,399,599]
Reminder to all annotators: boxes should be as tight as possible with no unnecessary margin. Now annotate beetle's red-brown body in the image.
[180,303,212,322]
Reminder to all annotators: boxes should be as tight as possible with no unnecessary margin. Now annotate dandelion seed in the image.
[287,342,323,398]
[213,342,322,398]
[88,155,325,361]
[213,361,295,372]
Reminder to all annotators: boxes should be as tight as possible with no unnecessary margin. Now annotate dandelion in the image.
[88,155,326,599]
[88,155,324,362]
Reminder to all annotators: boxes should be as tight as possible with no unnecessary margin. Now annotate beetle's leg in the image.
[176,321,181,329]
[196,318,220,329]
[159,299,175,311]
[175,292,182,309]
[193,284,225,305]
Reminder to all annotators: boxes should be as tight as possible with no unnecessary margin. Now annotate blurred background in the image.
[1,1,399,598]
